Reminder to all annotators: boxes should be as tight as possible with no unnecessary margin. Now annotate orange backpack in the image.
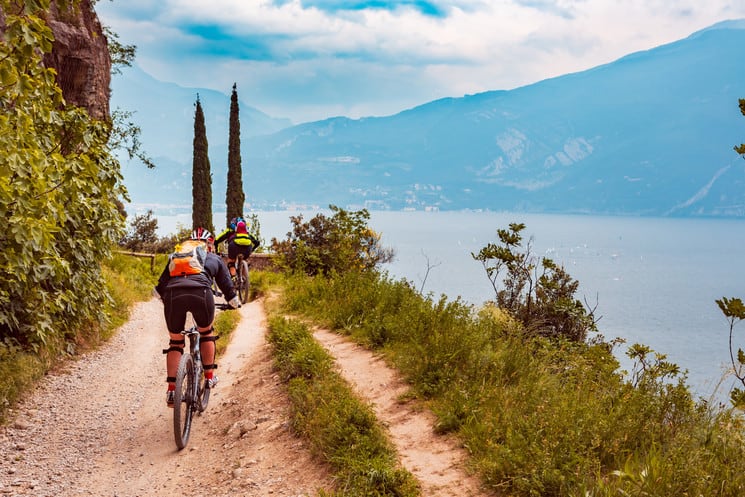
[168,240,207,277]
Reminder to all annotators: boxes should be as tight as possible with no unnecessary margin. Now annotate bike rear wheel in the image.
[173,353,195,450]
[200,379,211,410]
[237,259,250,303]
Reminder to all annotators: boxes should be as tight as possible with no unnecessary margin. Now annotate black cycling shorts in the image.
[162,286,215,333]
[228,241,253,261]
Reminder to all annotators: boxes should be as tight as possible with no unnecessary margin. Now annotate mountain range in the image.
[113,20,745,217]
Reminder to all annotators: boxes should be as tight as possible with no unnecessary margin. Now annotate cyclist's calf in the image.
[163,337,185,387]
[199,328,220,382]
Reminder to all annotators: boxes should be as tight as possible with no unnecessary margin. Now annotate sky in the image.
[95,0,745,124]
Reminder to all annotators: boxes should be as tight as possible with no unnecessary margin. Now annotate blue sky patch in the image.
[274,0,446,17]
[182,24,287,61]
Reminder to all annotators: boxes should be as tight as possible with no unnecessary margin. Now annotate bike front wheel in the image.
[237,259,250,304]
[173,353,195,450]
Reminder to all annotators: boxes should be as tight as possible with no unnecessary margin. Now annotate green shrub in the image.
[473,222,596,342]
[0,1,127,350]
[270,205,394,276]
[119,210,191,254]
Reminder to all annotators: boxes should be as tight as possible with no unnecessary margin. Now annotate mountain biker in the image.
[153,227,241,407]
[215,216,260,276]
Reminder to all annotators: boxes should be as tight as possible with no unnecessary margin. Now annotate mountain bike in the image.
[219,252,251,304]
[172,303,231,450]
[234,253,251,304]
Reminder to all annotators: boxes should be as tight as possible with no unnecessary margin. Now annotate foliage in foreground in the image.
[266,315,420,497]
[0,0,127,350]
[280,270,745,497]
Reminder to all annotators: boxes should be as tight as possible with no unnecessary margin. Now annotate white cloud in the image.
[97,0,745,123]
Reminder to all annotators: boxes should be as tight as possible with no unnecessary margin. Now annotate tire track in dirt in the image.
[312,329,488,497]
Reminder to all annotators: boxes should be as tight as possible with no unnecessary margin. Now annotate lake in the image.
[152,209,745,403]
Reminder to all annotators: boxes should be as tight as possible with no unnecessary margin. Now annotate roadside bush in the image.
[119,210,158,251]
[119,210,189,254]
[0,2,126,349]
[472,222,597,342]
[270,205,394,276]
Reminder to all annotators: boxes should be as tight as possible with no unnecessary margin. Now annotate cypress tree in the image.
[192,95,213,233]
[226,83,245,225]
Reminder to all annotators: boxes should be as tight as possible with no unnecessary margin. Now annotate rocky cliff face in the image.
[43,0,111,120]
[0,0,110,120]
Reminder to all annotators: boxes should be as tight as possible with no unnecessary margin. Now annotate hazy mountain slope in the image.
[116,21,745,217]
[242,22,745,215]
[111,66,291,209]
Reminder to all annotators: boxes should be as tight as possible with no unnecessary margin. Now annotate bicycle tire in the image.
[200,379,211,410]
[237,259,250,303]
[173,353,195,450]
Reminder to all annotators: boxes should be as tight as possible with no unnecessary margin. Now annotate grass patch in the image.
[104,253,164,331]
[0,346,46,424]
[248,267,283,302]
[211,267,279,354]
[267,314,420,497]
[278,270,745,497]
[214,306,240,356]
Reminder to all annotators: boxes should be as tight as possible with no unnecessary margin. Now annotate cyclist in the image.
[215,216,259,277]
[153,227,241,407]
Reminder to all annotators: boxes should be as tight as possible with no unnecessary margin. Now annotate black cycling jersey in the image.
[155,251,236,302]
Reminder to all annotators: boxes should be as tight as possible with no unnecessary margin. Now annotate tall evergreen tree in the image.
[226,83,245,225]
[192,95,213,233]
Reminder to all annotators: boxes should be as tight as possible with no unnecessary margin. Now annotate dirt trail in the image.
[0,297,488,497]
[313,330,485,497]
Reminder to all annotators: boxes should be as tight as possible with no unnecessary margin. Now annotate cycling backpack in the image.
[168,240,207,277]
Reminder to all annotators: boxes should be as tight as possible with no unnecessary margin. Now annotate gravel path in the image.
[0,297,488,497]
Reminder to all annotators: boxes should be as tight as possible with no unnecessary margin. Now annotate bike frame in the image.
[184,327,206,411]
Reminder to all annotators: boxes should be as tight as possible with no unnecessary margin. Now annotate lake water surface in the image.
[153,209,745,403]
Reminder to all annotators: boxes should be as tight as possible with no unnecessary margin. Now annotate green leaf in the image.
[716,297,745,320]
